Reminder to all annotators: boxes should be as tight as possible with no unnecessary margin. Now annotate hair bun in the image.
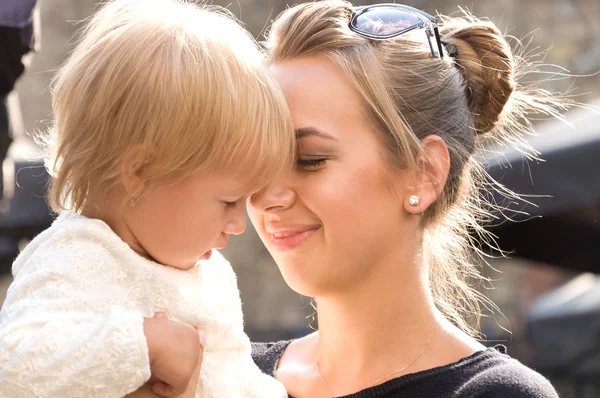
[441,18,516,134]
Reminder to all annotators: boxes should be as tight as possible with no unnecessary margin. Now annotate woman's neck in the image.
[313,252,443,394]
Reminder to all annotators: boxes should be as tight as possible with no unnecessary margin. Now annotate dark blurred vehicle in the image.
[528,273,600,397]
[1,0,38,196]
[0,141,52,275]
[486,100,600,397]
[486,100,600,274]
[0,0,52,275]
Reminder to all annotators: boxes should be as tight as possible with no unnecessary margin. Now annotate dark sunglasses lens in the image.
[351,7,422,37]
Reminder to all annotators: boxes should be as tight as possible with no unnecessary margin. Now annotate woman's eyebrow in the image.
[295,127,338,141]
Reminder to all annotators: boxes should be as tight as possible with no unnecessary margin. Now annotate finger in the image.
[150,382,169,397]
[152,382,184,397]
[189,358,202,393]
[148,375,161,384]
[196,338,204,367]
[184,347,203,397]
[197,329,205,347]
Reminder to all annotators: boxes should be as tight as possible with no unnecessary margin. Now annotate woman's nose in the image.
[249,181,296,214]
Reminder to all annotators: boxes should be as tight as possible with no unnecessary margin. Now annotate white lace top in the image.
[0,212,286,398]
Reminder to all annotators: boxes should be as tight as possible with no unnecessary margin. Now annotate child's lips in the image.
[200,237,228,261]
[200,250,212,260]
[215,236,228,250]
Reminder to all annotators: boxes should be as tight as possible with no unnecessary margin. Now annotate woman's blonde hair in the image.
[267,0,571,336]
[44,0,294,212]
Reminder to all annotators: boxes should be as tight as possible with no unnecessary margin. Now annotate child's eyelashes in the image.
[222,198,243,208]
[297,158,328,169]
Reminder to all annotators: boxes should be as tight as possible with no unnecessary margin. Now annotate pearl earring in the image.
[130,197,139,208]
[409,195,420,206]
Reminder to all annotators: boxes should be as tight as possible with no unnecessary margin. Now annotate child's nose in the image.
[223,208,247,235]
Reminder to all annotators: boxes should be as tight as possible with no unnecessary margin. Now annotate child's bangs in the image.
[174,29,296,190]
[202,73,296,190]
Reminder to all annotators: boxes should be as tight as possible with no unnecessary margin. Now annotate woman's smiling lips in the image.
[266,224,321,252]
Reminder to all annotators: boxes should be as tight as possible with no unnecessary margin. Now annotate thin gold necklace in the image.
[314,331,436,397]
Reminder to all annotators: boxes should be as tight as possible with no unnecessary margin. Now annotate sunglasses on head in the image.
[349,3,457,59]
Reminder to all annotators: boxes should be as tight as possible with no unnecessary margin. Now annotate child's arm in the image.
[0,241,151,398]
[0,240,202,398]
[0,304,151,398]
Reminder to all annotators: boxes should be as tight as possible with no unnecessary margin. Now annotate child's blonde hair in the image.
[44,0,294,212]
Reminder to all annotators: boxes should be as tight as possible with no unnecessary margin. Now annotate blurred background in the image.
[0,1,599,397]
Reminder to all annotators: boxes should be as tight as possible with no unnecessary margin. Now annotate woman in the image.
[132,1,563,397]
[247,1,562,397]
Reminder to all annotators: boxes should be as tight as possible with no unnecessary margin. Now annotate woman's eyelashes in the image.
[297,157,328,169]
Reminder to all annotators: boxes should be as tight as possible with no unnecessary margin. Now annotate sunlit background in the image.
[1,1,599,397]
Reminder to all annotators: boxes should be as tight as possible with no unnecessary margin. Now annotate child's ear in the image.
[121,145,155,198]
[403,135,450,215]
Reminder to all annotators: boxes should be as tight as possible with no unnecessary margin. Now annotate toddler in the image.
[0,0,294,397]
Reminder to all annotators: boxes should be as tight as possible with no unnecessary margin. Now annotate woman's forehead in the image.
[269,56,367,137]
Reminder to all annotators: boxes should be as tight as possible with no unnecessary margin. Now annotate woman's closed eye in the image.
[297,157,328,169]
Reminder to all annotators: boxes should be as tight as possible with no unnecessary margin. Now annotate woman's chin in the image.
[278,262,331,298]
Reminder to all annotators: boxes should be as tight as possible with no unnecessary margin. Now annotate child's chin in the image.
[166,258,201,270]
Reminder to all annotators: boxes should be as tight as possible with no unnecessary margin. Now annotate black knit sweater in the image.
[251,341,558,398]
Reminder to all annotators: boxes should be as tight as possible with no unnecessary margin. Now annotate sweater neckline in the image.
[272,341,506,398]
[338,346,505,398]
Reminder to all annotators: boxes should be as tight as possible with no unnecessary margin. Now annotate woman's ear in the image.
[403,135,450,215]
[121,145,155,200]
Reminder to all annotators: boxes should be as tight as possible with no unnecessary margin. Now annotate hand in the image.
[125,359,201,398]
[175,345,203,398]
[125,356,201,398]
[124,383,158,398]
[143,313,204,397]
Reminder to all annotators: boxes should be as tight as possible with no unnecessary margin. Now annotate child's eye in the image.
[223,200,239,208]
[297,158,327,169]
